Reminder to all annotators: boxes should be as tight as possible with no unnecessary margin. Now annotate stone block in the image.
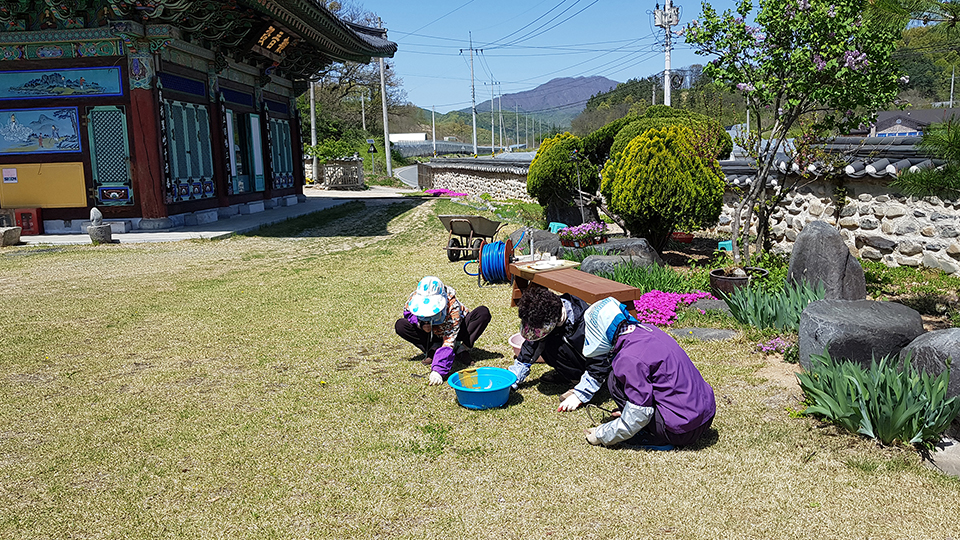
[138,218,174,230]
[809,200,824,216]
[785,228,798,241]
[81,220,132,233]
[948,242,960,258]
[858,193,872,202]
[239,201,265,214]
[87,224,113,244]
[931,211,952,222]
[899,240,923,256]
[0,226,21,246]
[895,255,921,266]
[219,205,240,218]
[895,220,920,235]
[862,235,897,250]
[881,220,896,234]
[281,195,298,207]
[798,299,924,371]
[939,225,959,238]
[860,246,881,260]
[264,198,277,209]
[921,225,937,237]
[876,195,890,203]
[884,204,907,218]
[839,205,857,217]
[184,209,219,226]
[915,209,927,218]
[859,217,879,230]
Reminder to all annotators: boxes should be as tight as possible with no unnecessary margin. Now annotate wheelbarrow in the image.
[438,215,504,262]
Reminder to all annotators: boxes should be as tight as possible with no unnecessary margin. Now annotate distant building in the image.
[443,136,459,142]
[871,108,959,137]
[389,133,428,143]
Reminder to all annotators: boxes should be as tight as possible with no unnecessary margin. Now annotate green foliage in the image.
[722,280,826,332]
[601,125,725,250]
[527,132,599,207]
[305,138,358,163]
[558,246,607,263]
[581,115,642,167]
[597,262,697,294]
[608,107,732,162]
[798,351,960,448]
[892,120,960,200]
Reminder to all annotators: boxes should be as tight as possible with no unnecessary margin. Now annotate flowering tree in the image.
[685,0,907,263]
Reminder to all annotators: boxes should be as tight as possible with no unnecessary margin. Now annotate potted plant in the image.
[556,221,608,247]
[708,265,769,296]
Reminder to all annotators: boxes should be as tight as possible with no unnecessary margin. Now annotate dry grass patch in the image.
[0,199,958,539]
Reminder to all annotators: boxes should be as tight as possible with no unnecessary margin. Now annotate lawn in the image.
[1,198,958,539]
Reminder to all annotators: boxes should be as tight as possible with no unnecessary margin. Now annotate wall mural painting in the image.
[0,67,123,100]
[0,107,81,154]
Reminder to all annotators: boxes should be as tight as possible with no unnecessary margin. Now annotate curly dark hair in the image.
[517,284,562,328]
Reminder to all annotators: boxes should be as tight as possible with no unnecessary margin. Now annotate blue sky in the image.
[371,0,740,113]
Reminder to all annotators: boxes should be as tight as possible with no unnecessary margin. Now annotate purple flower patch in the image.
[633,290,715,326]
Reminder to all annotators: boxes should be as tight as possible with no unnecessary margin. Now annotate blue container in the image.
[718,240,733,252]
[448,367,517,410]
[548,222,568,234]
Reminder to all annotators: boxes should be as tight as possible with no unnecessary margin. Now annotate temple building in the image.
[0,0,395,234]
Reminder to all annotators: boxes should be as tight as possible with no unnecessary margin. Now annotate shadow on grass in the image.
[244,199,425,238]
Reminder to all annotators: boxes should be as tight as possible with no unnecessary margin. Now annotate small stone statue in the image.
[87,206,112,244]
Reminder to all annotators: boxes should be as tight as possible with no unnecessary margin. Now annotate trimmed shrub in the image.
[581,114,642,167]
[609,107,732,163]
[601,125,725,250]
[527,132,599,219]
[798,351,960,448]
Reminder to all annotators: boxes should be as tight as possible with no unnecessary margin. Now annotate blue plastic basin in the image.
[448,367,517,410]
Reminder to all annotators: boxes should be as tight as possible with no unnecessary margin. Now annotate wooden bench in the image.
[509,263,642,316]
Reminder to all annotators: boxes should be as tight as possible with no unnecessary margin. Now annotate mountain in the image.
[457,76,619,128]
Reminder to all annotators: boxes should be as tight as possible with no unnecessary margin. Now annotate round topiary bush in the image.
[608,107,732,164]
[601,125,725,251]
[527,132,600,224]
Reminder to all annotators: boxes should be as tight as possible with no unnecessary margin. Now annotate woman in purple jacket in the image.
[581,297,715,449]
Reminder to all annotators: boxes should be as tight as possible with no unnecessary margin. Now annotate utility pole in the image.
[515,103,519,150]
[525,115,528,149]
[652,77,656,106]
[310,80,318,183]
[498,83,504,150]
[461,32,479,156]
[378,18,392,177]
[490,80,495,154]
[432,105,437,157]
[655,0,680,106]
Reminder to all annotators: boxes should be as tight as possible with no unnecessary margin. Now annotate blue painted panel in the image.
[0,67,123,100]
[0,107,80,154]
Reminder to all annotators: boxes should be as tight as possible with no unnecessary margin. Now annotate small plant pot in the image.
[709,267,769,296]
[670,232,694,244]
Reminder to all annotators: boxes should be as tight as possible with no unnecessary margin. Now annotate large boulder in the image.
[0,226,21,246]
[598,237,663,261]
[580,254,660,276]
[900,329,960,440]
[508,227,562,257]
[900,329,960,398]
[787,220,866,300]
[798,299,925,371]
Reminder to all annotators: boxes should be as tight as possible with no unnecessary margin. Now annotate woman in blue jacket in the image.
[581,297,716,448]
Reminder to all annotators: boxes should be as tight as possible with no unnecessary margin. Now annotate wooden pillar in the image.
[129,86,167,219]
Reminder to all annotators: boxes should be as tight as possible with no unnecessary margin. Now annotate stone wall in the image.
[418,161,534,203]
[713,179,960,276]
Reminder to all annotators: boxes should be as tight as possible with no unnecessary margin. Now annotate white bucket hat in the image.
[583,297,636,358]
[408,276,448,324]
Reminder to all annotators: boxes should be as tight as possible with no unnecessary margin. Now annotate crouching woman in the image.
[581,298,715,449]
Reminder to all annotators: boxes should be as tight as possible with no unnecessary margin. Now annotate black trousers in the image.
[394,306,491,357]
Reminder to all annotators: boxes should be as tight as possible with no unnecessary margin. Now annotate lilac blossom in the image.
[827,4,836,17]
[736,82,756,92]
[843,50,868,70]
[756,336,793,354]
[812,53,826,72]
[797,0,810,10]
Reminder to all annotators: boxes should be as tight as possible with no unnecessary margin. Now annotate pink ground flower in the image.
[633,290,715,326]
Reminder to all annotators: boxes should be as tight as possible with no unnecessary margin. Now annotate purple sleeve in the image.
[432,346,455,377]
[403,310,419,326]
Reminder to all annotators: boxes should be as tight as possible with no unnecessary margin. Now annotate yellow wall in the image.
[0,162,87,208]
